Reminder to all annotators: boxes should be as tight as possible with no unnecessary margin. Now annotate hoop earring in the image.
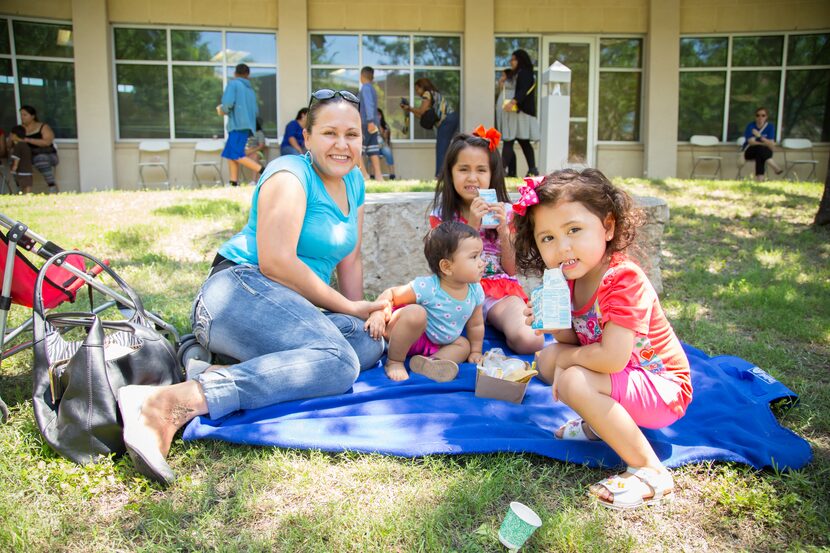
[304,150,314,166]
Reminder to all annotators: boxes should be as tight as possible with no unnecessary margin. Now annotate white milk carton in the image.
[479,189,500,229]
[530,267,572,330]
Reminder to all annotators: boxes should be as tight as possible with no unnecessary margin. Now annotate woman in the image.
[117,90,386,485]
[742,107,783,181]
[402,78,460,178]
[501,49,539,178]
[280,107,308,156]
[495,69,516,177]
[20,105,59,193]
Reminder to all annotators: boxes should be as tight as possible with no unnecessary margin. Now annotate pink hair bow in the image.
[512,175,545,216]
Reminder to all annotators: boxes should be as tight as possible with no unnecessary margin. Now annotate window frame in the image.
[678,30,830,144]
[111,23,279,142]
[494,33,645,148]
[0,15,78,142]
[308,31,463,143]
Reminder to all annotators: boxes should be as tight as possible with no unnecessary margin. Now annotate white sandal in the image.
[555,418,601,441]
[591,466,674,510]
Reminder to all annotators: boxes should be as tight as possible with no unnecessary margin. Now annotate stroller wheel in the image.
[0,397,8,424]
[177,334,212,368]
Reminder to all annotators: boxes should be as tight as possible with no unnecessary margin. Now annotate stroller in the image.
[0,212,186,422]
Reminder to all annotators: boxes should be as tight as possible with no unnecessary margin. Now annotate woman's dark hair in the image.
[511,49,533,72]
[414,78,438,94]
[20,105,39,121]
[295,107,309,120]
[755,106,769,117]
[306,93,359,133]
[513,168,645,276]
[423,221,480,277]
[432,133,509,225]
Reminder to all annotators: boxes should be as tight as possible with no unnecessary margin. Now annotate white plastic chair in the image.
[689,135,722,178]
[192,139,225,187]
[781,138,819,181]
[137,140,171,189]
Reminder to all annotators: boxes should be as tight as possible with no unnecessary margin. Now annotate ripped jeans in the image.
[190,265,385,419]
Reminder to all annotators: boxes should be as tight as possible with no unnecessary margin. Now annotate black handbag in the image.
[31,251,182,465]
[419,106,439,130]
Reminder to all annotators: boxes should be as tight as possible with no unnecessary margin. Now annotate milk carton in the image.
[479,189,500,229]
[530,267,572,330]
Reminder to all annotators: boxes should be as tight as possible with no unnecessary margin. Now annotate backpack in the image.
[420,91,447,130]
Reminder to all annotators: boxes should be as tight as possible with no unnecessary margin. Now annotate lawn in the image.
[0,177,828,552]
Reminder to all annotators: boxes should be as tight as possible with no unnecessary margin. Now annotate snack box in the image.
[475,369,529,404]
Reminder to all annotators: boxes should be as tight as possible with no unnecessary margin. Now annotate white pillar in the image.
[643,0,680,179]
[278,0,309,134]
[463,0,494,131]
[72,0,116,191]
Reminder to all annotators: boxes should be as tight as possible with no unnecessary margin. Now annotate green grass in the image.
[1,178,828,551]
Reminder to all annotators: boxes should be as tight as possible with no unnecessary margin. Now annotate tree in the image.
[813,151,830,227]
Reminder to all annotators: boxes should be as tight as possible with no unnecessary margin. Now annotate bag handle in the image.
[32,250,148,324]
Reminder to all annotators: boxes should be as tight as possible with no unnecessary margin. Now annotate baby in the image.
[365,221,486,381]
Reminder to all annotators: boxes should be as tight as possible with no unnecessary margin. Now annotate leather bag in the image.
[32,251,182,465]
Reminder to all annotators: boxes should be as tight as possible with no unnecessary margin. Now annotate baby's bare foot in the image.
[384,360,410,381]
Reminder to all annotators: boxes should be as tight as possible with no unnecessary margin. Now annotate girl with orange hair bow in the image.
[427,127,545,355]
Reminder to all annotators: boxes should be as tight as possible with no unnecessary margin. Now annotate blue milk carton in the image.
[479,189,500,229]
[530,267,572,330]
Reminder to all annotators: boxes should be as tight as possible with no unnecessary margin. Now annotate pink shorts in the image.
[610,364,687,429]
[408,333,441,357]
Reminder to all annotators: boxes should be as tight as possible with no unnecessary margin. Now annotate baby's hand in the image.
[468,351,484,364]
[364,311,387,340]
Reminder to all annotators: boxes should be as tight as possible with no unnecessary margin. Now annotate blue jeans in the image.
[435,111,460,177]
[190,265,385,419]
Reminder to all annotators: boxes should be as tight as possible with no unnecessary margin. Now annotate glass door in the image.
[543,37,596,166]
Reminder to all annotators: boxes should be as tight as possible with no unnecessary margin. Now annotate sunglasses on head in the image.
[308,89,360,109]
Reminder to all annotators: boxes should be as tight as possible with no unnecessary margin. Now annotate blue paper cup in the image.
[498,501,542,550]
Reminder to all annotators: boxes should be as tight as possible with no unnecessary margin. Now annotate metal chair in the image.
[192,139,225,187]
[137,140,171,188]
[689,135,722,178]
[781,138,819,181]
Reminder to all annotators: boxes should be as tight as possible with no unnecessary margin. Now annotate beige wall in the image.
[106,0,278,28]
[494,0,648,33]
[597,144,644,179]
[1,0,71,19]
[307,0,464,31]
[680,0,830,33]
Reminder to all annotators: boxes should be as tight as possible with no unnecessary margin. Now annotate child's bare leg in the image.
[534,343,570,384]
[384,305,427,381]
[433,336,470,363]
[555,365,669,501]
[487,296,545,355]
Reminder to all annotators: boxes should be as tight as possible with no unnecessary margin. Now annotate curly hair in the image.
[512,168,645,276]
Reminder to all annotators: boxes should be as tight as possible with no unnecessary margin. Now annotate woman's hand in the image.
[468,196,490,229]
[502,99,517,112]
[363,310,387,340]
[350,299,388,321]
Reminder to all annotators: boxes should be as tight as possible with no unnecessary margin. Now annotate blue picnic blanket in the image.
[183,333,812,471]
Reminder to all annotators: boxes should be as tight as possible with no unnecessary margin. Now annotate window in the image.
[0,18,77,138]
[678,32,830,143]
[113,27,277,140]
[598,38,642,141]
[310,33,462,140]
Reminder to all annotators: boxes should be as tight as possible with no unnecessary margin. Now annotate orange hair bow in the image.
[473,125,501,152]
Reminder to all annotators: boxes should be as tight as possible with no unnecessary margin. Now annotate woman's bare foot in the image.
[384,360,410,381]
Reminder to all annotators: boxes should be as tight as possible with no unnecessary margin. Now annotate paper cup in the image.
[498,501,542,550]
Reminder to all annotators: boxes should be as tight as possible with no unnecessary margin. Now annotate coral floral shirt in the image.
[570,259,693,410]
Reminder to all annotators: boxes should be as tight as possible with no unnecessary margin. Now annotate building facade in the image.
[2,0,828,192]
